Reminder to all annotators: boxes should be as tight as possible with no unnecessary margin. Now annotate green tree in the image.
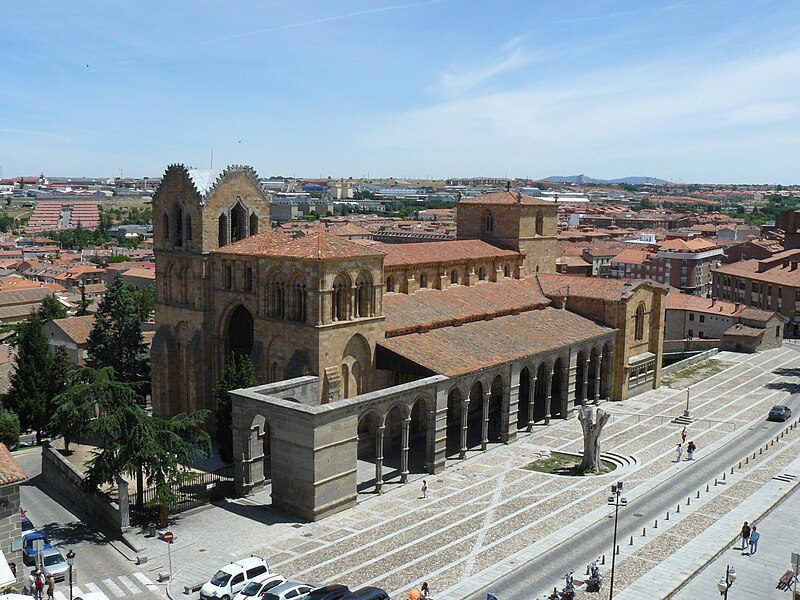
[48,347,73,405]
[214,354,257,463]
[4,313,53,443]
[86,275,150,394]
[48,366,96,453]
[0,409,20,449]
[38,294,67,323]
[76,281,91,316]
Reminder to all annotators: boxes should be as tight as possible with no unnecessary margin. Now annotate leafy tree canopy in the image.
[215,353,257,463]
[38,294,67,323]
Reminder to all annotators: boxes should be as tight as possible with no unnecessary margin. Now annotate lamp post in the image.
[607,480,627,600]
[717,565,736,598]
[66,549,75,600]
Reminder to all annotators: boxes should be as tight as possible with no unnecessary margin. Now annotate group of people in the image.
[408,581,431,599]
[740,521,761,555]
[675,427,697,462]
[23,569,54,599]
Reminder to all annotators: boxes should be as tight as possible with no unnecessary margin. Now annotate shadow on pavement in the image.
[209,496,304,527]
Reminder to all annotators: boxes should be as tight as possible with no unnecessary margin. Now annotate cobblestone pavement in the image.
[148,347,800,600]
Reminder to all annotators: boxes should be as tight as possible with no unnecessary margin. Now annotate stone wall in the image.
[0,483,22,589]
[41,444,125,535]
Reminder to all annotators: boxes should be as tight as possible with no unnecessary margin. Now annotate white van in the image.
[200,556,270,600]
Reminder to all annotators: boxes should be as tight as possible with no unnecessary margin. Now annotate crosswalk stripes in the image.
[53,592,68,600]
[133,571,161,593]
[101,578,127,597]
[119,574,143,594]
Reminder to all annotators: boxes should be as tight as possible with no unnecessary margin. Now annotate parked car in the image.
[340,587,389,600]
[261,582,317,600]
[200,556,270,600]
[21,516,35,540]
[39,548,69,582]
[233,573,287,600]
[304,585,351,600]
[22,532,51,566]
[768,405,792,422]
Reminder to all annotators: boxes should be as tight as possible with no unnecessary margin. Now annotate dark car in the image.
[768,405,792,422]
[340,587,389,600]
[305,584,351,600]
[21,516,35,538]
[22,532,51,566]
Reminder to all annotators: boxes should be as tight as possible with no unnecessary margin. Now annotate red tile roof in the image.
[458,191,552,206]
[611,249,652,264]
[219,231,385,260]
[0,443,26,487]
[384,278,550,336]
[536,273,652,301]
[379,306,613,377]
[665,292,744,316]
[48,315,95,345]
[658,237,719,252]
[715,259,800,286]
[379,240,519,267]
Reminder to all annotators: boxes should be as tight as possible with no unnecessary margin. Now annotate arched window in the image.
[270,362,278,383]
[478,267,485,281]
[341,363,350,398]
[419,272,427,288]
[267,273,285,318]
[172,204,184,247]
[535,211,544,236]
[185,213,193,243]
[484,211,494,233]
[356,271,373,317]
[245,267,253,292]
[385,276,393,293]
[332,273,350,321]
[450,270,458,284]
[288,275,307,322]
[218,213,229,248]
[634,302,646,341]
[503,264,510,278]
[231,201,248,243]
[163,212,170,243]
[224,265,233,290]
[249,212,259,236]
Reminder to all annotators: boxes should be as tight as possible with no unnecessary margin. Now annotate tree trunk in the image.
[159,503,169,528]
[577,405,610,472]
[136,468,144,512]
[64,437,70,453]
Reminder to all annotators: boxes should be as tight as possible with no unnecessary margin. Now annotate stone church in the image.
[151,164,666,521]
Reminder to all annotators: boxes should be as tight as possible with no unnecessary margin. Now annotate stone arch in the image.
[535,211,544,236]
[601,342,612,400]
[171,203,184,247]
[225,303,254,358]
[487,373,503,445]
[534,360,550,423]
[266,336,287,383]
[249,212,259,236]
[332,271,352,321]
[249,413,272,484]
[356,270,374,318]
[477,266,485,281]
[575,348,590,406]
[162,211,170,244]
[588,346,601,404]
[231,200,248,243]
[419,272,427,289]
[165,262,176,302]
[382,403,408,478]
[518,366,531,430]
[635,302,646,341]
[179,265,189,304]
[409,395,433,474]
[445,385,463,457]
[266,268,285,318]
[466,380,484,450]
[356,409,383,491]
[450,269,458,285]
[342,333,371,397]
[503,264,510,278]
[551,356,566,418]
[483,209,494,233]
[184,212,193,245]
[287,271,307,322]
[385,275,394,293]
[218,212,229,248]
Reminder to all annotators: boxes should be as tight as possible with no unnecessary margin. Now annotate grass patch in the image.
[523,451,616,476]
[662,358,727,388]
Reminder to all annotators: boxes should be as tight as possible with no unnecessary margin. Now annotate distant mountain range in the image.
[542,174,672,185]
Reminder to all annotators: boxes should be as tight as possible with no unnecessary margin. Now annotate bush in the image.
[0,410,21,450]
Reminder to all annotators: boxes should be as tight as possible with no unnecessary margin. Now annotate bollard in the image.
[629,535,634,546]
[722,472,726,481]
[666,511,670,521]
[730,467,734,474]
[760,448,763,455]
[706,483,710,492]
[654,519,658,529]
[687,497,691,506]
[738,461,742,468]
[676,504,681,513]
[642,527,646,536]
[714,478,718,486]
[601,555,605,565]
[616,545,620,555]
[696,490,701,499]
[746,457,749,464]
[753,451,756,459]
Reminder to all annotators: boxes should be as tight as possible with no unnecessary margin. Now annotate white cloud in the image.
[431,41,533,97]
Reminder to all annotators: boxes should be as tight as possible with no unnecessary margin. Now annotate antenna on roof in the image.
[506,181,511,192]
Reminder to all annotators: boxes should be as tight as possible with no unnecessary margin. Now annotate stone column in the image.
[429,388,448,473]
[580,354,590,405]
[481,389,491,450]
[604,348,615,400]
[459,399,470,459]
[527,373,538,432]
[544,366,554,425]
[375,424,385,493]
[349,286,357,319]
[400,415,411,483]
[593,351,603,404]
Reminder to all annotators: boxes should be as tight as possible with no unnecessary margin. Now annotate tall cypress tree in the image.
[4,313,53,443]
[86,275,150,395]
[38,294,67,322]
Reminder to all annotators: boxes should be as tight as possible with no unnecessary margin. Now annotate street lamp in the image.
[66,549,75,600]
[607,480,627,600]
[717,565,736,598]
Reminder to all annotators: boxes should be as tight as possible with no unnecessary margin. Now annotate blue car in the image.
[22,532,51,566]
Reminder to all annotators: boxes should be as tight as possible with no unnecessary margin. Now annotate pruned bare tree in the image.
[577,405,611,472]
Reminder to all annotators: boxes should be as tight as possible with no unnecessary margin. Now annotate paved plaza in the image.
[123,346,800,600]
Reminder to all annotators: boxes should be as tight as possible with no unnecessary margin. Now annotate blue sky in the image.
[2,0,800,183]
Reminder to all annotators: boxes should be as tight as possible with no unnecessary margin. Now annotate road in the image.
[466,393,800,599]
[16,448,167,599]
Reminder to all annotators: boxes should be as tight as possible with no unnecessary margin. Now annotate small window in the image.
[776,326,781,337]
[699,314,705,323]
[385,276,393,293]
[688,329,693,337]
[245,267,253,292]
[478,267,485,281]
[450,270,457,284]
[231,573,244,585]
[699,331,704,339]
[503,264,510,278]
[246,566,267,579]
[689,314,694,321]
[419,273,427,288]
[225,265,233,290]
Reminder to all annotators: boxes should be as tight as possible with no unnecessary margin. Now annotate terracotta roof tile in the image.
[0,443,26,487]
[611,249,653,265]
[49,315,95,345]
[379,306,613,377]
[216,231,292,254]
[658,237,719,252]
[379,240,519,267]
[384,278,550,336]
[665,291,744,316]
[715,259,800,286]
[458,191,553,206]
[536,273,653,301]
[219,231,384,260]
[723,323,764,338]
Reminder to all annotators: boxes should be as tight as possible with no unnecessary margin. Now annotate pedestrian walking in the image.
[421,480,428,499]
[740,521,751,550]
[681,426,687,444]
[46,575,55,600]
[420,581,431,598]
[687,441,696,460]
[675,443,683,462]
[749,526,760,555]
[33,569,44,600]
